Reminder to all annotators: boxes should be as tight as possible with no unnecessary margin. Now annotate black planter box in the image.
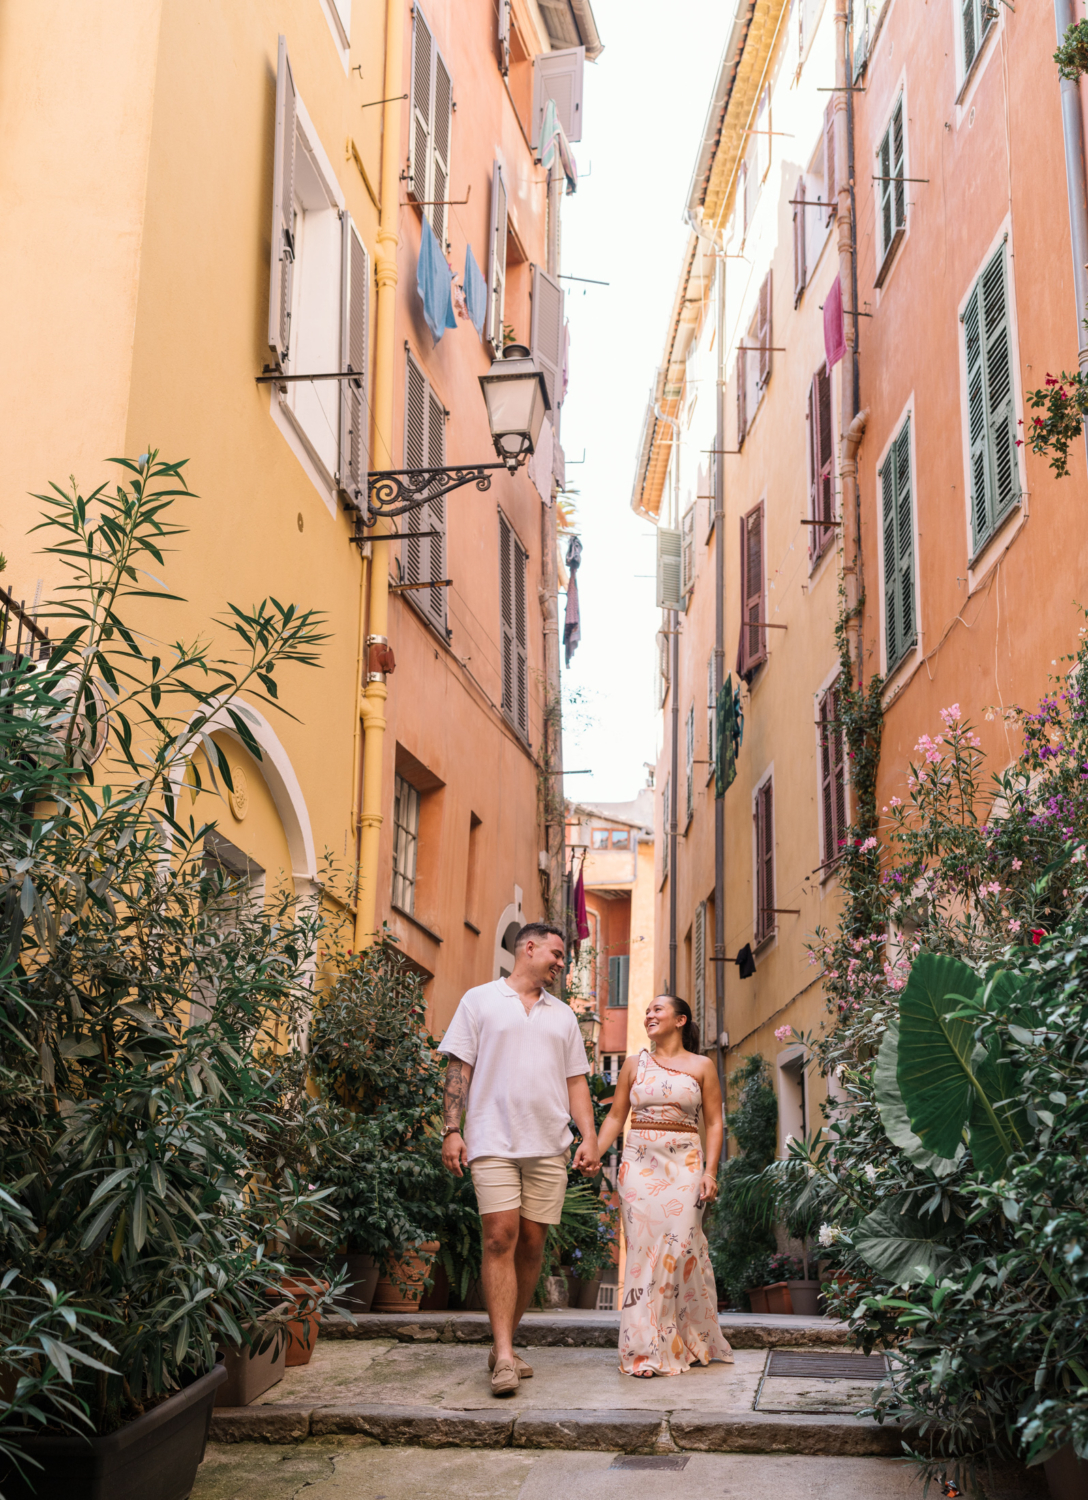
[0,1360,227,1500]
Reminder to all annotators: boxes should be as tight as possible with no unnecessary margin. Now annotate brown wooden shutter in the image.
[269,36,297,366]
[824,99,837,227]
[339,215,369,512]
[756,779,775,941]
[819,686,847,867]
[736,347,748,448]
[809,364,834,558]
[793,176,807,306]
[740,503,766,673]
[758,270,773,389]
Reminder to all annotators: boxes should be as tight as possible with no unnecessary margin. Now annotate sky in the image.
[557,0,727,808]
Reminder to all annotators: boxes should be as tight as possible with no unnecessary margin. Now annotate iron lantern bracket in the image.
[364,456,525,522]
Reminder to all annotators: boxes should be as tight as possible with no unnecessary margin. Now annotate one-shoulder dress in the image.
[617,1049,734,1376]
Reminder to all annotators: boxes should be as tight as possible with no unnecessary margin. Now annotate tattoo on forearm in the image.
[443,1060,469,1132]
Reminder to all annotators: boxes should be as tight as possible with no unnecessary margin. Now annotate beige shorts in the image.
[469,1154,569,1224]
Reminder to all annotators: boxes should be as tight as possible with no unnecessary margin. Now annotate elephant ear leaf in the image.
[898,952,986,1159]
[972,1043,1029,1176]
[873,1022,963,1177]
[855,1202,957,1284]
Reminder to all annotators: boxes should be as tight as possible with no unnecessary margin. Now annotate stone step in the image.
[322,1309,849,1350]
[209,1402,902,1456]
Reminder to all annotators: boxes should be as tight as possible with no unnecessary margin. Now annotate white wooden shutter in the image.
[330,0,351,46]
[499,511,528,738]
[487,161,508,353]
[498,0,510,74]
[681,505,695,595]
[981,246,1017,526]
[402,352,448,635]
[269,36,297,365]
[694,900,706,1039]
[533,46,585,143]
[824,99,837,227]
[423,386,448,633]
[531,265,564,413]
[339,216,369,513]
[793,176,806,306]
[685,704,695,822]
[706,654,717,770]
[408,6,433,203]
[656,528,683,611]
[431,51,452,246]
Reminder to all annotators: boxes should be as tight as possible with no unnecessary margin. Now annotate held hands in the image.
[442,1131,468,1177]
[572,1140,601,1176]
[697,1171,718,1207]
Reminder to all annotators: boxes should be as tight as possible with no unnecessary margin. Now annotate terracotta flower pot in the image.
[336,1253,380,1315]
[576,1276,603,1310]
[0,1360,226,1500]
[274,1273,329,1366]
[764,1281,794,1315]
[785,1278,822,1316]
[747,1286,770,1314]
[371,1242,439,1313]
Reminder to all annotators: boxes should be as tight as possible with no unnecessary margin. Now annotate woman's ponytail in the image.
[665,996,700,1054]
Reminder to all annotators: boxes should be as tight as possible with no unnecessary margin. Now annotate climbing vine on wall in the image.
[833,575,885,938]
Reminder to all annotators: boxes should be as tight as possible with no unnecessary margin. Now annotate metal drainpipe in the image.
[1054,0,1088,464]
[713,255,727,1108]
[654,402,682,996]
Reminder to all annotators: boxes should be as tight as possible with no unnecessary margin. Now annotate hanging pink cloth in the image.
[573,862,590,952]
[824,273,847,369]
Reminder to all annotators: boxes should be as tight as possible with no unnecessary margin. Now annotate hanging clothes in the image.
[573,859,590,954]
[563,534,582,667]
[537,98,578,194]
[417,215,457,342]
[823,272,846,369]
[463,244,488,337]
[560,320,570,404]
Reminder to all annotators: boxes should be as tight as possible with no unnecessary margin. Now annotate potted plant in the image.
[566,1204,619,1309]
[0,458,339,1497]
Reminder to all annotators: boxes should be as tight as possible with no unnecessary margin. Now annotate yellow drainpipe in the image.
[354,0,403,951]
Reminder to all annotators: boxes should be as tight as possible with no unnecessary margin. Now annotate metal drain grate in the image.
[766,1350,888,1380]
[609,1455,691,1470]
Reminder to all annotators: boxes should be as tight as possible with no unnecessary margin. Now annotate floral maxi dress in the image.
[617,1051,734,1376]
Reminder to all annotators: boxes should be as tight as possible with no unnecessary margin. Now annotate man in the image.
[439,922,600,1397]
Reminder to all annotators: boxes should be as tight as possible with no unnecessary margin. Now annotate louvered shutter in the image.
[656,527,683,611]
[685,703,694,823]
[820,686,847,867]
[877,98,905,277]
[487,162,508,353]
[513,526,528,739]
[962,0,984,73]
[880,417,915,669]
[793,176,807,306]
[402,352,427,596]
[662,774,671,878]
[431,52,452,246]
[756,780,774,940]
[963,282,989,545]
[981,246,1017,526]
[824,99,837,227]
[497,0,510,75]
[881,449,899,668]
[831,687,847,852]
[499,511,515,726]
[681,505,695,595]
[423,387,448,632]
[269,36,297,366]
[339,216,369,513]
[707,654,717,769]
[737,348,748,448]
[609,954,629,1007]
[532,46,585,143]
[694,900,706,1039]
[402,353,448,635]
[758,270,772,389]
[740,503,765,672]
[809,365,834,557]
[531,265,564,413]
[408,7,433,204]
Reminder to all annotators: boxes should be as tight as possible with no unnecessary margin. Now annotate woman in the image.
[596,994,733,1377]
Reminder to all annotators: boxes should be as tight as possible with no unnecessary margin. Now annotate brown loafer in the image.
[488,1346,533,1378]
[490,1358,520,1397]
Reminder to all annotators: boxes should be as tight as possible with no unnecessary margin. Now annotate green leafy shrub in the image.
[704,1054,779,1308]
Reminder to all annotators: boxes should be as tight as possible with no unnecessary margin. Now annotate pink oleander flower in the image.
[890,796,902,808]
[984,881,1001,896]
[1011,858,1023,871]
[1009,920,1021,933]
[940,704,962,726]
[774,1025,792,1042]
[858,836,878,853]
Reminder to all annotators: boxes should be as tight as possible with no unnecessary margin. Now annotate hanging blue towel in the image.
[417,215,457,342]
[463,245,487,337]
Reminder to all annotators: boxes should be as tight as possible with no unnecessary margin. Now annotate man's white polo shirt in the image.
[438,979,590,1163]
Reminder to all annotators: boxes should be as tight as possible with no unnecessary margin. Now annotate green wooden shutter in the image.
[964,244,1017,550]
[881,452,898,668]
[876,97,905,281]
[963,281,989,545]
[881,417,915,671]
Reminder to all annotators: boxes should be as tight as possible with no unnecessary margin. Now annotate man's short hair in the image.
[514,922,565,953]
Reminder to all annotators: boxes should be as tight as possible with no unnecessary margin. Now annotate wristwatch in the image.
[442,1126,462,1140]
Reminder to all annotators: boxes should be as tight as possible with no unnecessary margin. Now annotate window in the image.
[268,37,368,509]
[693,900,706,1041]
[880,416,917,672]
[532,45,585,143]
[685,703,695,825]
[662,774,671,880]
[706,655,717,779]
[401,352,449,635]
[499,511,529,740]
[737,271,772,447]
[601,1051,626,1083]
[963,244,1018,552]
[794,135,833,307]
[793,176,807,305]
[738,502,767,675]
[808,364,835,559]
[681,505,695,595]
[961,0,994,79]
[408,6,453,247]
[818,683,847,870]
[392,774,421,913]
[610,830,630,849]
[755,777,775,944]
[876,97,906,284]
[608,955,630,1008]
[591,828,610,849]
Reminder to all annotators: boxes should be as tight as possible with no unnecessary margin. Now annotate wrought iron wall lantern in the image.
[364,344,550,523]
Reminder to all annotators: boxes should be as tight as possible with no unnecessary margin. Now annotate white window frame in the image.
[874,84,908,287]
[392,773,421,914]
[955,0,997,101]
[319,0,352,66]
